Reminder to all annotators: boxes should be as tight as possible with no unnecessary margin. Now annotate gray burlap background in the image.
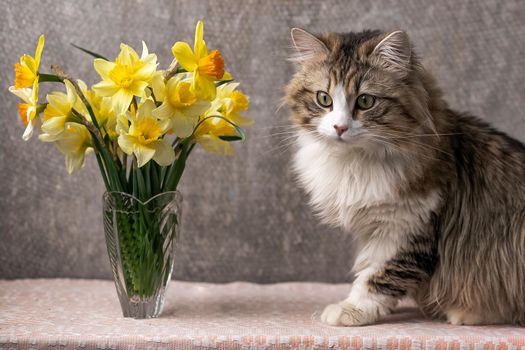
[1,0,524,282]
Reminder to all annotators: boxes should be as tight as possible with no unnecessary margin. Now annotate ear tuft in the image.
[371,31,411,73]
[290,28,328,61]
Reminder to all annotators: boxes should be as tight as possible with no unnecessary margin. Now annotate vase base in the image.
[120,292,166,319]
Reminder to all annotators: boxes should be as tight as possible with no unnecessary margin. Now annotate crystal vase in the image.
[102,191,182,318]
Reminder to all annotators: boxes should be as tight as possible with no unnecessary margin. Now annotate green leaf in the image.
[218,135,243,142]
[192,115,246,142]
[70,43,108,60]
[216,79,234,87]
[162,140,191,192]
[150,162,160,196]
[134,164,147,201]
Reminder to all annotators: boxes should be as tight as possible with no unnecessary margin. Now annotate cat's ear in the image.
[290,28,328,61]
[370,31,411,73]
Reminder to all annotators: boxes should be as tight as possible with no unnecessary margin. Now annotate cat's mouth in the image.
[317,127,368,144]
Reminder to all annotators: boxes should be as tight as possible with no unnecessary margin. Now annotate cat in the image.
[285,28,525,326]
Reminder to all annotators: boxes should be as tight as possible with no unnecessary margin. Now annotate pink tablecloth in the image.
[1,279,524,349]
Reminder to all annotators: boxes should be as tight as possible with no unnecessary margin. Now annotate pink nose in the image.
[333,124,349,137]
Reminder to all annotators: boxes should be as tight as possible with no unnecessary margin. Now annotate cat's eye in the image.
[356,94,376,110]
[316,91,333,108]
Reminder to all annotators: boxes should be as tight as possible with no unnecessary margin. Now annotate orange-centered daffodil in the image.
[171,21,231,100]
[14,35,45,89]
[8,80,41,141]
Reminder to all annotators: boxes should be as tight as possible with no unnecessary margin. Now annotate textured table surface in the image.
[1,279,525,350]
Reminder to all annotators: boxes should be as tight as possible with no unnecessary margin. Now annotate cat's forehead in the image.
[331,30,383,59]
[321,30,384,88]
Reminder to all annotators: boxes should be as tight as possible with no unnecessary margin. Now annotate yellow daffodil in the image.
[149,70,166,101]
[54,123,92,174]
[152,74,210,138]
[39,80,78,142]
[77,81,117,139]
[171,21,231,100]
[117,99,175,167]
[211,83,253,127]
[8,80,41,141]
[89,92,116,139]
[14,35,45,89]
[192,112,240,156]
[93,42,157,114]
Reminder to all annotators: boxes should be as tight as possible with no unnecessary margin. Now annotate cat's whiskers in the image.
[369,134,445,162]
[264,129,320,155]
[365,128,455,158]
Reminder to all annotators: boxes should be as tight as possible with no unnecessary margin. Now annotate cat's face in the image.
[286,29,434,151]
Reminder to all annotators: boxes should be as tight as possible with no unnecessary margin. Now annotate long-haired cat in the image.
[285,28,525,326]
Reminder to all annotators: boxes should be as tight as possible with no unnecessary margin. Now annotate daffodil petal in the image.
[111,89,133,114]
[128,80,149,98]
[194,20,205,57]
[194,74,217,100]
[76,79,88,92]
[22,120,35,141]
[117,44,135,66]
[151,72,166,102]
[152,140,175,166]
[171,114,198,138]
[116,114,130,135]
[42,115,67,136]
[218,82,239,95]
[134,144,155,167]
[20,55,37,75]
[39,132,57,142]
[34,34,45,68]
[151,101,174,120]
[220,71,233,81]
[92,80,120,97]
[230,114,255,127]
[137,99,156,118]
[64,80,77,107]
[63,152,85,174]
[183,99,211,118]
[172,42,197,72]
[141,41,149,59]
[196,134,234,156]
[46,94,71,116]
[118,135,137,156]
[93,59,115,80]
[134,54,157,80]
[8,86,31,103]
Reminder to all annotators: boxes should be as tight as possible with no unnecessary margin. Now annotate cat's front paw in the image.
[446,309,484,325]
[320,303,368,326]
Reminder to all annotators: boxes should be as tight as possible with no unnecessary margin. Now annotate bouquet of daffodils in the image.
[10,21,252,198]
[10,21,252,317]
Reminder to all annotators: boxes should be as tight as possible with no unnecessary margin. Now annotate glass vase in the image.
[102,191,182,319]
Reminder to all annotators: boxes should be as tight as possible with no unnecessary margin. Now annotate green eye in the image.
[356,94,376,110]
[316,91,333,108]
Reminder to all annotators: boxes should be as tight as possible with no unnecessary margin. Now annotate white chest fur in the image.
[293,132,403,227]
[293,131,440,269]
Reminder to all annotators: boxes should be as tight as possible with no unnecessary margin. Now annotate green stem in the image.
[151,163,160,195]
[95,152,110,191]
[162,140,192,192]
[38,73,62,83]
